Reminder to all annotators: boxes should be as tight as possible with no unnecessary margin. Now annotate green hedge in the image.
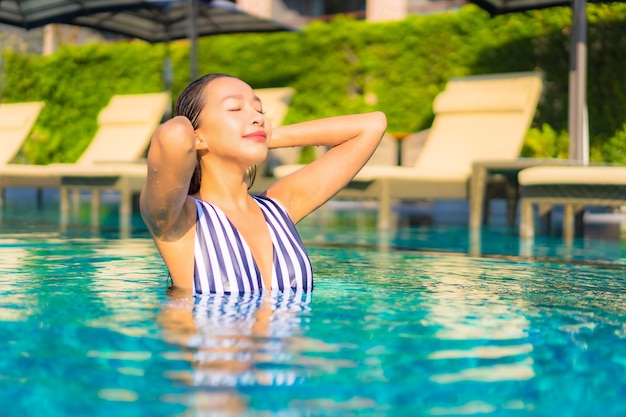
[2,4,626,164]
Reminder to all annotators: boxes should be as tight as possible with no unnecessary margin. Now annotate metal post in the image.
[163,33,173,93]
[568,0,588,165]
[188,0,199,82]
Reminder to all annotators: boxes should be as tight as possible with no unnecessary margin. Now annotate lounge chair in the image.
[518,165,626,241]
[0,101,46,206]
[0,92,171,233]
[0,101,45,167]
[274,72,544,229]
[248,87,300,194]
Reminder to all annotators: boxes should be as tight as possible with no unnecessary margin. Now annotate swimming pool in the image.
[2,194,626,416]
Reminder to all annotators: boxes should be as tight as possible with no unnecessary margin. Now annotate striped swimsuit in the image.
[192,195,313,295]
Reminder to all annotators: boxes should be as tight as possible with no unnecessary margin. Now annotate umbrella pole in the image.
[163,40,173,94]
[0,50,4,99]
[188,0,199,82]
[568,0,588,165]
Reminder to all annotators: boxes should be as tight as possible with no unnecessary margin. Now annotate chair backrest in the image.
[414,72,543,177]
[254,87,301,173]
[0,101,45,165]
[255,87,294,129]
[77,92,171,165]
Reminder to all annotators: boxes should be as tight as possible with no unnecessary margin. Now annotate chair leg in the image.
[60,187,70,227]
[469,228,481,257]
[562,204,585,241]
[71,187,80,217]
[469,165,487,229]
[377,180,391,231]
[120,180,132,238]
[563,204,574,243]
[91,189,101,229]
[519,199,534,238]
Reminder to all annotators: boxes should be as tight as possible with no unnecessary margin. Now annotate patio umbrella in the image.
[468,0,620,165]
[67,0,296,86]
[0,0,296,87]
[0,0,150,28]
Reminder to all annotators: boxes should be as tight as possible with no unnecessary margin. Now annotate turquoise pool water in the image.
[2,192,626,416]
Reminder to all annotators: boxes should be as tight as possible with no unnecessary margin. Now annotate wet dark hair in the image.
[175,73,257,195]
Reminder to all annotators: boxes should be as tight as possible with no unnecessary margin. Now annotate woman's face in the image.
[195,76,271,166]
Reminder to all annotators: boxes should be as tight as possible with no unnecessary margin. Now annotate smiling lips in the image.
[243,131,267,143]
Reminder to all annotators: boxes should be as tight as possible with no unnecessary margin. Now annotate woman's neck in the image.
[196,161,252,210]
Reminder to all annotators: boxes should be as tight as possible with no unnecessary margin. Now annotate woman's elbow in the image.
[366,111,387,139]
[152,116,196,154]
[370,111,387,133]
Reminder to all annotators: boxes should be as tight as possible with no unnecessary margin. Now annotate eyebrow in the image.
[221,94,262,104]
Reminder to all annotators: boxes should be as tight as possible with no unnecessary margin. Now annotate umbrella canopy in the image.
[470,0,578,13]
[69,0,296,82]
[469,0,601,164]
[0,0,149,29]
[70,0,293,42]
[0,0,296,84]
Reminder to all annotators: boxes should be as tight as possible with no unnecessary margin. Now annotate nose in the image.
[252,111,265,127]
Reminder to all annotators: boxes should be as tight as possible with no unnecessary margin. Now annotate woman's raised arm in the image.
[140,116,197,237]
[265,111,386,223]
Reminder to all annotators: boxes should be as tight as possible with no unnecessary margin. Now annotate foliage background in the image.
[1,4,625,165]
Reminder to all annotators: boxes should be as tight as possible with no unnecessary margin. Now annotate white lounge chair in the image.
[0,101,45,166]
[247,87,302,194]
[518,165,626,241]
[275,72,544,229]
[0,92,171,232]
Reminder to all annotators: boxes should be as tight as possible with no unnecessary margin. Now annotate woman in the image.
[140,73,386,295]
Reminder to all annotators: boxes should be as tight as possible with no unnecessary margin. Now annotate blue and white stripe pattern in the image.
[192,195,313,295]
[185,292,312,387]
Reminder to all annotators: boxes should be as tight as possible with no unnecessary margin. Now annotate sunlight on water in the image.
[0,226,626,416]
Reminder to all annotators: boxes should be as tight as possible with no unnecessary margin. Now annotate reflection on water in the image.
[159,290,318,414]
[418,256,535,385]
[297,209,626,265]
[1,223,626,416]
[161,290,312,387]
